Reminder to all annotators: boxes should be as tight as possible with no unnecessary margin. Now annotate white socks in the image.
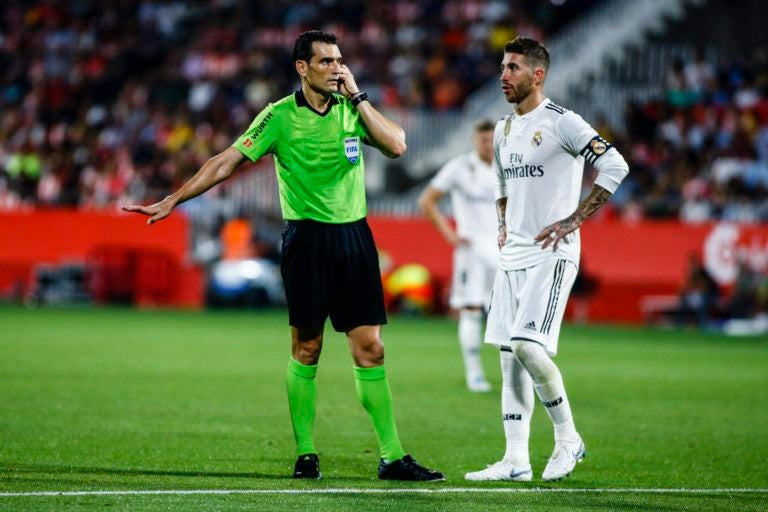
[500,349,533,467]
[458,309,487,385]
[512,340,579,444]
[497,339,579,467]
[534,377,579,443]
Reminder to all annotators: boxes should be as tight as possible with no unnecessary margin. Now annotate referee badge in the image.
[531,130,542,147]
[344,137,360,164]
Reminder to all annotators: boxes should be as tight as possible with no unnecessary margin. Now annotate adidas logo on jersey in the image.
[524,321,537,330]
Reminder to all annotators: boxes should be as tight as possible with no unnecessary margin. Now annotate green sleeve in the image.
[232,103,278,161]
[343,95,372,146]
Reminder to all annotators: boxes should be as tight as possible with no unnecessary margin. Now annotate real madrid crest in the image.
[590,138,607,155]
[531,130,542,147]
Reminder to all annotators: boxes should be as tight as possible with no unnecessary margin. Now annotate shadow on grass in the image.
[1,464,375,483]
[1,465,284,480]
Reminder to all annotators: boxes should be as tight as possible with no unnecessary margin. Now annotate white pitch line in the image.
[1,488,767,498]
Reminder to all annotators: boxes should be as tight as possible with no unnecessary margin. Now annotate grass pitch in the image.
[0,306,766,511]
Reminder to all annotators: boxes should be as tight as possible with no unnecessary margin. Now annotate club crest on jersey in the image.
[590,138,607,155]
[531,131,543,147]
[344,137,360,164]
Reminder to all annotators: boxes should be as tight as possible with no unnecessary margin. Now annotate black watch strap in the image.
[351,92,369,107]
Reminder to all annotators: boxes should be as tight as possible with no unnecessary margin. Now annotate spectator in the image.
[0,0,563,210]
[612,45,768,222]
[675,254,720,327]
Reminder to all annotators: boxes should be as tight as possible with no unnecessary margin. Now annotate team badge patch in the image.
[344,137,360,164]
[580,135,612,164]
[590,138,607,155]
[531,130,542,147]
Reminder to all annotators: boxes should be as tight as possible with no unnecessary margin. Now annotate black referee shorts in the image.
[280,217,387,332]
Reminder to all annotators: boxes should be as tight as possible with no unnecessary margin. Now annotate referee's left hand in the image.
[122,197,175,225]
[336,65,360,99]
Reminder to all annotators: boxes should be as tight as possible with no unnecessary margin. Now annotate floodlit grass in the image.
[1,306,766,511]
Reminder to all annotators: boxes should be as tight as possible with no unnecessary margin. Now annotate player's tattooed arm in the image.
[535,184,612,251]
[496,197,507,250]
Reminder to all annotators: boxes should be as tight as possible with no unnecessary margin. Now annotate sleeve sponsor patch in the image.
[249,111,274,139]
[580,135,612,164]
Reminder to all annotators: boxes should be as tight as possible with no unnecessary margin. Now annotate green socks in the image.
[354,365,405,462]
[286,359,405,462]
[286,358,318,456]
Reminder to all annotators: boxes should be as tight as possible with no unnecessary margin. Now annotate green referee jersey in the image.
[232,90,372,223]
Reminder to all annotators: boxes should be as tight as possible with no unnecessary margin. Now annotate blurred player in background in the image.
[124,30,444,482]
[418,119,498,392]
[465,37,629,482]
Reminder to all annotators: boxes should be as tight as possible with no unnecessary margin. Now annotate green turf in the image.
[0,306,766,511]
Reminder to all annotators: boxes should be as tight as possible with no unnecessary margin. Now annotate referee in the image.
[123,30,444,482]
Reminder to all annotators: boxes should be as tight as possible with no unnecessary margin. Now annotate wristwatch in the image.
[351,92,369,107]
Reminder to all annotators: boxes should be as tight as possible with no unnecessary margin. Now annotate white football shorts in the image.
[449,245,498,310]
[484,258,577,356]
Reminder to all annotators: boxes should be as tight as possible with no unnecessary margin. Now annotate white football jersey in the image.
[494,98,625,270]
[430,150,498,261]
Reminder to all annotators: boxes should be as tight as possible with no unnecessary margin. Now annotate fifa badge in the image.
[532,131,542,147]
[344,137,360,164]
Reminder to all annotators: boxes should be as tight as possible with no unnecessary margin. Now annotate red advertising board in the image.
[0,209,203,307]
[2,210,766,322]
[368,217,768,323]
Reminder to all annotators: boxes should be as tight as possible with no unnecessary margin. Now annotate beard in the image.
[505,77,534,104]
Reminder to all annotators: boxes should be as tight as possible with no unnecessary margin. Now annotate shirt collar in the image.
[295,89,339,117]
[515,97,550,120]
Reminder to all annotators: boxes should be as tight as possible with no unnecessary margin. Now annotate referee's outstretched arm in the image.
[122,146,246,225]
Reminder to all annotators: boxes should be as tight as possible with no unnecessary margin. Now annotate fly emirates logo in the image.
[502,152,544,179]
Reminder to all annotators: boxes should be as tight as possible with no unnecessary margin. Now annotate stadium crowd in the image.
[1,1,765,328]
[0,0,568,210]
[605,48,768,223]
[1,2,766,222]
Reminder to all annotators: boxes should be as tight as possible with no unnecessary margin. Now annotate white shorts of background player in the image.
[450,245,498,311]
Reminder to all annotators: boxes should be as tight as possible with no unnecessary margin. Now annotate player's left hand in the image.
[336,65,360,98]
[535,215,580,251]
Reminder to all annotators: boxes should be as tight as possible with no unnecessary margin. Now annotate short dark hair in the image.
[504,37,549,72]
[293,30,338,62]
[474,119,495,132]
